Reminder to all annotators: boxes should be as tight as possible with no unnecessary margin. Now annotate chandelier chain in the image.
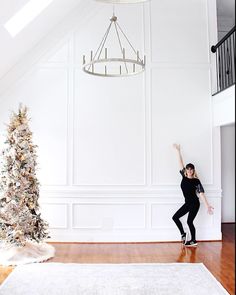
[88,21,112,71]
[114,22,128,73]
[96,22,112,60]
[116,22,142,62]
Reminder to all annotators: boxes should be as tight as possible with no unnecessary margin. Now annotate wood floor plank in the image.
[0,223,234,294]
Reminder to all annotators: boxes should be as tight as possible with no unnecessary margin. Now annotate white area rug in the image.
[0,263,229,295]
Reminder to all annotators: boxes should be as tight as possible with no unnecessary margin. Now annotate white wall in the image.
[221,124,235,222]
[212,85,235,126]
[0,0,222,242]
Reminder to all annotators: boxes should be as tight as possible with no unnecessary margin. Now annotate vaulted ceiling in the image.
[0,0,234,92]
[0,0,83,80]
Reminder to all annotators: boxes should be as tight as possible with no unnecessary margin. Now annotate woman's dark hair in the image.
[186,163,195,170]
[184,163,198,178]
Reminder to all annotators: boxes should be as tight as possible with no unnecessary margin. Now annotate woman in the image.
[172,144,214,247]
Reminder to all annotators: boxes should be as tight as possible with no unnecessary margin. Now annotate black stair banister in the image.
[211,26,235,95]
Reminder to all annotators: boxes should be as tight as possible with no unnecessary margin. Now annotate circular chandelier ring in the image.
[83,58,145,77]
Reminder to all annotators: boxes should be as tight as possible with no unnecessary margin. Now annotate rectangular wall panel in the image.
[151,202,183,229]
[72,203,146,229]
[150,0,209,64]
[40,203,68,229]
[72,4,146,186]
[0,68,68,186]
[73,69,146,185]
[151,202,214,230]
[151,68,213,185]
[29,69,69,186]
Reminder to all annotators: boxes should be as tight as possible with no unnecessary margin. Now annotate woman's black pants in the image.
[172,199,200,241]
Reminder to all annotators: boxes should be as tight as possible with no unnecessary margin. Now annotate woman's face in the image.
[186,168,194,178]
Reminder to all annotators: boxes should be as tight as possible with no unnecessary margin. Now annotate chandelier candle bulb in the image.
[133,63,136,72]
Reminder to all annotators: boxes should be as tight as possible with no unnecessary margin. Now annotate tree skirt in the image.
[0,263,229,295]
[0,241,55,266]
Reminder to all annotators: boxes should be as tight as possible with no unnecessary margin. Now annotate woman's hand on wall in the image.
[173,143,181,151]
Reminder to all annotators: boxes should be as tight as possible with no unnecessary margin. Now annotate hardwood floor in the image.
[0,223,235,294]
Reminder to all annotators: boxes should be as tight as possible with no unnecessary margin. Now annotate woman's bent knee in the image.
[172,215,177,221]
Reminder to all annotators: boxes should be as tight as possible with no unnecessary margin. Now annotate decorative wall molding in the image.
[40,188,222,199]
[150,201,214,229]
[149,0,211,65]
[0,0,222,242]
[149,67,215,186]
[41,197,221,242]
[72,68,147,187]
[40,203,69,229]
[71,202,146,229]
[46,229,222,243]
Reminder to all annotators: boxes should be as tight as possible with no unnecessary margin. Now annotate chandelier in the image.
[82,1,148,77]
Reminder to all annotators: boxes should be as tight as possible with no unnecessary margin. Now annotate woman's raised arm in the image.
[173,143,185,170]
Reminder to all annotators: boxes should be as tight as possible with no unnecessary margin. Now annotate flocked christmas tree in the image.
[0,105,50,247]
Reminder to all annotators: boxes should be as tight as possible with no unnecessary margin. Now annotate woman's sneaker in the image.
[185,240,198,247]
[181,233,188,245]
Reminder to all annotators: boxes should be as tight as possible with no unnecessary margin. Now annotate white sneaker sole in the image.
[185,243,198,247]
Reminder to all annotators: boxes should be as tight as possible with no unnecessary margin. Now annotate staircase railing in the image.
[211,26,235,95]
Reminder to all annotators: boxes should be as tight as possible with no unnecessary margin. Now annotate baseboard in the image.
[46,230,222,243]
